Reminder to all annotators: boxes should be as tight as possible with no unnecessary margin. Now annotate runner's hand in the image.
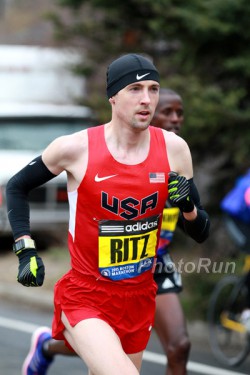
[16,249,45,287]
[168,171,194,213]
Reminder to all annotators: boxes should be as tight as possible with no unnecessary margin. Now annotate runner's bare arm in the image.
[163,131,198,220]
[163,131,193,179]
[42,129,89,191]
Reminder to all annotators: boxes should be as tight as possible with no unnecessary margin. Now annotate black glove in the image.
[168,171,195,213]
[16,248,45,287]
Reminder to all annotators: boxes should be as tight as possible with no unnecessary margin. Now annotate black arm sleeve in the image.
[6,155,57,240]
[178,178,210,243]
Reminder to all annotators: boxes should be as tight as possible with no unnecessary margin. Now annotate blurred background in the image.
[0,0,250,321]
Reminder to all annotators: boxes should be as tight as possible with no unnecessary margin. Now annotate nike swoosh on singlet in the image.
[94,174,118,182]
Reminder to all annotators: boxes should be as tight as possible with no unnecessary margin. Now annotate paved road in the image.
[0,298,250,375]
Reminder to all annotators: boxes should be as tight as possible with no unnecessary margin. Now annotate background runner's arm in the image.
[6,155,57,240]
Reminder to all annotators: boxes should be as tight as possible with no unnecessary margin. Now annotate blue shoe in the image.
[22,326,54,375]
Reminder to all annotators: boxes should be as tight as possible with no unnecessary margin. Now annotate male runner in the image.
[7,54,210,375]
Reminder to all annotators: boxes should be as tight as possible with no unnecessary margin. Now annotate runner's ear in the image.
[109,97,115,104]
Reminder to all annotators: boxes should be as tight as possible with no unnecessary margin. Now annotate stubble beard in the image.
[131,115,152,132]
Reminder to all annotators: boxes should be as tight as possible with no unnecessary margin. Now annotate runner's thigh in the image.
[62,312,139,375]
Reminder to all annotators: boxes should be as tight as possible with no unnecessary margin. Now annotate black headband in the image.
[106,54,160,98]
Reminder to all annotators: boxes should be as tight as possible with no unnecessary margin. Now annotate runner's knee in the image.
[167,336,191,364]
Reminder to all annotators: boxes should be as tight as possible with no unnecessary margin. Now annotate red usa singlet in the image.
[68,125,170,285]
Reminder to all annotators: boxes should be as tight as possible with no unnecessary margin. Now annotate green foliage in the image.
[56,0,83,9]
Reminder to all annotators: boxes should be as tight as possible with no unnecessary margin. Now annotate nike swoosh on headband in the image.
[136,72,151,80]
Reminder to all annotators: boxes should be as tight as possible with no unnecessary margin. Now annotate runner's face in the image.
[152,94,184,134]
[113,81,160,131]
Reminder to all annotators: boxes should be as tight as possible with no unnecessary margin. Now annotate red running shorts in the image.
[52,269,157,354]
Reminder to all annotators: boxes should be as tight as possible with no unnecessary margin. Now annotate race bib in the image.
[159,207,179,244]
[161,207,179,232]
[98,215,160,280]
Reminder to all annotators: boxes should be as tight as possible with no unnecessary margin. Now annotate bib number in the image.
[98,215,160,280]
